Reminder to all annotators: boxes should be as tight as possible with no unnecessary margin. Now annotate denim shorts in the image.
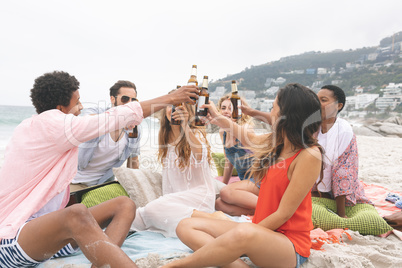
[0,224,77,267]
[296,252,308,267]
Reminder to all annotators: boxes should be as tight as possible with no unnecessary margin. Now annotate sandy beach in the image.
[1,133,402,267]
[132,134,402,268]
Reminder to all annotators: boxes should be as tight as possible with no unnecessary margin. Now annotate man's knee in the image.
[112,196,136,212]
[63,203,95,228]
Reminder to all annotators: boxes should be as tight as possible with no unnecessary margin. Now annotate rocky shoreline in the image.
[351,116,402,138]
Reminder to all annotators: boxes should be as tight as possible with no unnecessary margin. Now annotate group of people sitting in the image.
[0,70,371,268]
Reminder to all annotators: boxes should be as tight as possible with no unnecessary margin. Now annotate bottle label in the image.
[197,96,206,111]
[188,82,197,86]
[238,100,242,116]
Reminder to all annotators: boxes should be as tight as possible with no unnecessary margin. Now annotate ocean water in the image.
[0,105,161,152]
[0,105,36,149]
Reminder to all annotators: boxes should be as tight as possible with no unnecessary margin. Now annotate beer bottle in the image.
[129,98,139,138]
[230,80,242,120]
[196,76,209,117]
[171,85,182,125]
[187,65,198,101]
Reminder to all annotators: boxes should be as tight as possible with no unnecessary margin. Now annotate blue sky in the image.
[1,0,401,107]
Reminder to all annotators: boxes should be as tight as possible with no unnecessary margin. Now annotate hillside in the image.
[210,31,402,97]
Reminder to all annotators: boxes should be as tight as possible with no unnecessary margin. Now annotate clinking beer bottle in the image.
[196,76,209,117]
[171,85,182,125]
[129,98,139,138]
[230,80,242,120]
[187,65,198,102]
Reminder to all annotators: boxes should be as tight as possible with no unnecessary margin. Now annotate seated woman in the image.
[312,85,371,218]
[130,93,217,237]
[215,94,259,216]
[162,83,323,268]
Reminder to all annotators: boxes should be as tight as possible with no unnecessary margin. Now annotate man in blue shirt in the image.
[71,80,140,191]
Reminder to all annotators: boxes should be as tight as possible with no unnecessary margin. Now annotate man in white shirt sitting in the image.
[71,80,140,191]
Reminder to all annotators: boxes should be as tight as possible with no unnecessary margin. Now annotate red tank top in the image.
[252,150,313,257]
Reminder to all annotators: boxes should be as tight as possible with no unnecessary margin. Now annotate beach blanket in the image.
[37,231,191,267]
[362,181,402,217]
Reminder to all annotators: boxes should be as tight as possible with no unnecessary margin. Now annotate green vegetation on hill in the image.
[210,32,402,97]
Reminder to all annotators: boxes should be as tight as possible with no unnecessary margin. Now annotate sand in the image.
[134,134,402,267]
[1,134,402,267]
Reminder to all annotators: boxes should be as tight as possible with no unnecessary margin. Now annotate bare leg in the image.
[89,196,136,247]
[18,197,138,267]
[215,180,259,216]
[191,210,232,221]
[164,218,296,268]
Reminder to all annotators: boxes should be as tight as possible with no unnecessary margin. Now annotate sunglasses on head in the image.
[117,95,137,104]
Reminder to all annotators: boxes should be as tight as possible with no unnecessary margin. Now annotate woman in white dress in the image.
[130,95,216,237]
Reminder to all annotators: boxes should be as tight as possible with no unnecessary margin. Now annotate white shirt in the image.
[316,117,354,192]
[73,132,128,186]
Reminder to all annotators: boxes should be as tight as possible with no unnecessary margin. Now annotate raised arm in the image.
[139,85,198,118]
[241,105,272,125]
[203,102,268,151]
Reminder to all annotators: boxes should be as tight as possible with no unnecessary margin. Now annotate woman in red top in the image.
[163,83,323,268]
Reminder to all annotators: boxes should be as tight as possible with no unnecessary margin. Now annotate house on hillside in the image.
[375,83,402,111]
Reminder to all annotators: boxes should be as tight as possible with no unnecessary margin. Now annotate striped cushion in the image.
[81,183,129,208]
[312,197,393,235]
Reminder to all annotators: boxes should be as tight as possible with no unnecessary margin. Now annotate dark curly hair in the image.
[321,85,346,114]
[30,71,80,114]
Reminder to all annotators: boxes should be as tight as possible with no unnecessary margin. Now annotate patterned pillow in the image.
[81,182,129,208]
[212,152,238,176]
[311,197,393,235]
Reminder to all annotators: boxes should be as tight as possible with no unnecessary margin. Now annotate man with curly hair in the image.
[71,80,141,191]
[0,71,198,267]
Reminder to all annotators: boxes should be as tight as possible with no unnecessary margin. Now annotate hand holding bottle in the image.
[201,101,227,128]
[171,105,189,127]
[171,85,199,105]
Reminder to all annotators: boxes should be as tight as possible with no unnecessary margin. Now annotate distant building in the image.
[265,86,280,96]
[351,94,379,109]
[311,81,323,91]
[376,83,402,111]
[368,53,378,61]
[210,86,227,104]
[331,80,343,85]
[215,86,226,95]
[317,68,327,75]
[264,78,274,88]
[346,62,360,69]
[273,77,286,85]
[355,86,364,94]
[260,99,274,112]
[306,68,316,75]
[239,90,256,100]
[246,99,259,109]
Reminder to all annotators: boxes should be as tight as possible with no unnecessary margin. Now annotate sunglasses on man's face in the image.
[117,95,138,104]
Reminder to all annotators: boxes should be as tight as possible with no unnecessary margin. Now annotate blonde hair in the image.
[217,94,252,126]
[157,91,212,169]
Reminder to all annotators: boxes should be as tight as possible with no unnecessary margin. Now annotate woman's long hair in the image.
[247,83,323,184]
[157,91,212,169]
